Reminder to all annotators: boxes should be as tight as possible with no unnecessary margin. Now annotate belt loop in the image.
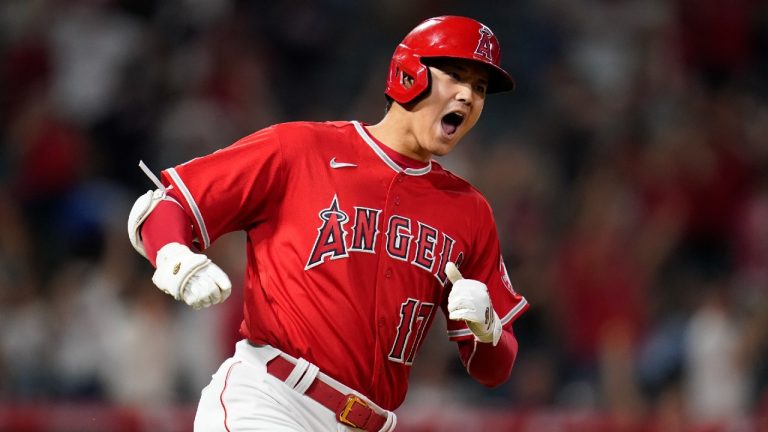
[284,358,310,389]
[293,362,319,395]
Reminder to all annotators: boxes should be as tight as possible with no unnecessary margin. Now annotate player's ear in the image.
[401,72,414,89]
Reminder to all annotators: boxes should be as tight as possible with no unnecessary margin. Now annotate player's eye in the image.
[475,83,488,96]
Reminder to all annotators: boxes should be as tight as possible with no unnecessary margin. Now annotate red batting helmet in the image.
[385,16,515,104]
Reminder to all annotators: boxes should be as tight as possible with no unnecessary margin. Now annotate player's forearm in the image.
[141,197,195,267]
[459,328,518,388]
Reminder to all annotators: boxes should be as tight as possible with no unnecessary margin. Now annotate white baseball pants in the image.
[193,340,397,431]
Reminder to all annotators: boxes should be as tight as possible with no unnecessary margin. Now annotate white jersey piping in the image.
[166,167,211,249]
[352,121,432,176]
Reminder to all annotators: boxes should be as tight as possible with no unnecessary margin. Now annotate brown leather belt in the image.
[266,355,387,431]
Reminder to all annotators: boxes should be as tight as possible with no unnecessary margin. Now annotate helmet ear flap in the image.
[385,47,430,104]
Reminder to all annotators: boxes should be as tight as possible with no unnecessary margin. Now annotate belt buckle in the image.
[337,395,368,428]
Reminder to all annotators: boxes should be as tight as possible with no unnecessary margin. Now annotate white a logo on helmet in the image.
[475,27,494,62]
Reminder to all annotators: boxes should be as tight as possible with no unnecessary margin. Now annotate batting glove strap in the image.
[466,309,502,346]
[447,278,503,346]
[151,242,232,309]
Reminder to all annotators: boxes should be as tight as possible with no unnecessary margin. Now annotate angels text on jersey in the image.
[305,194,463,287]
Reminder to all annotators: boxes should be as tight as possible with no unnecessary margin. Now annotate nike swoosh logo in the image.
[330,157,357,169]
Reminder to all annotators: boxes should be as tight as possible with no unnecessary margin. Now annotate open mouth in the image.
[441,112,465,137]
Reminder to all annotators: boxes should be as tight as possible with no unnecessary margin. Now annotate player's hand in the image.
[446,262,502,346]
[152,242,232,309]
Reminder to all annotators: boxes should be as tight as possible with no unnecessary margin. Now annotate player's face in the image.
[411,59,488,157]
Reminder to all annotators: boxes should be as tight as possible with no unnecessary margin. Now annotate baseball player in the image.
[128,16,528,431]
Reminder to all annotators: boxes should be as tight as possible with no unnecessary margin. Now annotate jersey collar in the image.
[352,121,432,176]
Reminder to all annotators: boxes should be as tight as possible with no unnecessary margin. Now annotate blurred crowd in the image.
[1,0,767,429]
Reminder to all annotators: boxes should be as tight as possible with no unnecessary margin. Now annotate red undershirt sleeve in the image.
[140,190,195,267]
[456,328,519,388]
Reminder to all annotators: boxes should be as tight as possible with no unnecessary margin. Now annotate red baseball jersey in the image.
[160,121,528,409]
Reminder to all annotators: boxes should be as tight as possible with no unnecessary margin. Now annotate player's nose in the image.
[456,87,474,106]
[455,82,475,106]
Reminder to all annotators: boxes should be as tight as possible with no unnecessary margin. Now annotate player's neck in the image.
[366,109,431,162]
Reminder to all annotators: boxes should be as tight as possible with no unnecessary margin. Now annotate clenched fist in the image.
[445,262,502,346]
[152,243,232,309]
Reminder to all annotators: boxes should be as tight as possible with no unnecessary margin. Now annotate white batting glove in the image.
[446,262,502,346]
[152,242,232,310]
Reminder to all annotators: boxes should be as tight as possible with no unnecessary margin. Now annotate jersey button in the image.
[394,196,401,205]
[385,269,392,278]
[397,176,404,183]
